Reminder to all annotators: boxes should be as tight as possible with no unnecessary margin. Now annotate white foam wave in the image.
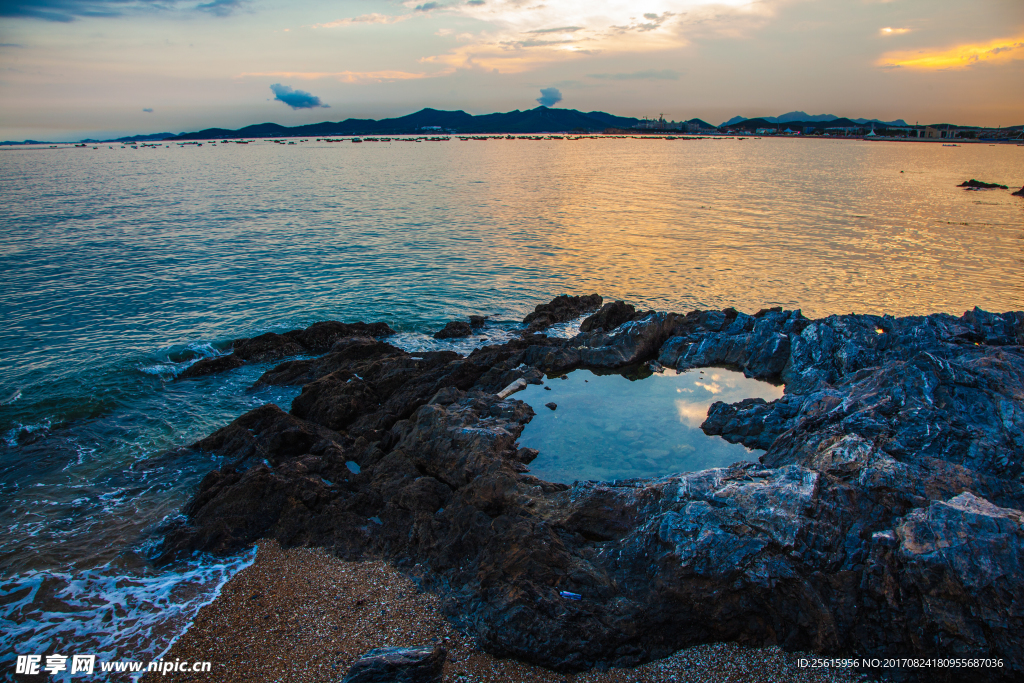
[0,548,255,682]
[3,419,51,448]
[389,325,521,356]
[543,314,588,339]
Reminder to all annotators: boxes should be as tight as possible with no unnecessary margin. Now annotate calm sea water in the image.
[0,137,1021,674]
[518,367,784,483]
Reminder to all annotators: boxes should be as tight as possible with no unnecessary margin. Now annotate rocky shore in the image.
[162,296,1024,682]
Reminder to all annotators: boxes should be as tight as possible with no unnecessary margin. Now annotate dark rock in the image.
[341,645,446,683]
[959,179,1009,189]
[522,294,602,332]
[580,301,637,333]
[469,315,487,328]
[252,337,407,387]
[178,353,245,378]
[434,321,473,339]
[179,320,395,379]
[1013,185,1024,197]
[295,321,395,352]
[158,295,1024,681]
[574,313,676,368]
[545,402,557,410]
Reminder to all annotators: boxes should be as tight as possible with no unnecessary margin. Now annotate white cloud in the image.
[314,13,409,29]
[675,400,709,427]
[414,0,775,73]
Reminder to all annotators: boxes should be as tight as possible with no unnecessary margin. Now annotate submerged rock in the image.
[1013,184,1024,197]
[958,179,1009,189]
[158,295,1024,681]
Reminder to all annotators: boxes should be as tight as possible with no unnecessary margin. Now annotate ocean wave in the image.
[138,342,226,379]
[0,390,21,407]
[0,548,255,682]
[3,419,52,448]
[544,314,588,339]
[389,325,521,356]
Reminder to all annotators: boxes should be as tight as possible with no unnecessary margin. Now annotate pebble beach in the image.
[148,541,863,683]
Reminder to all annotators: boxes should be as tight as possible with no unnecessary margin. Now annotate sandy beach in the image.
[147,541,863,683]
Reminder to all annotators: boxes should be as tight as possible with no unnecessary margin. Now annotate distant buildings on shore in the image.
[635,115,718,134]
[631,113,1022,141]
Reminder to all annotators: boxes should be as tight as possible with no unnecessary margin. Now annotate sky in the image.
[1,0,1022,140]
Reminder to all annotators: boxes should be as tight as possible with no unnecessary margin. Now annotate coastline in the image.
[149,296,1024,681]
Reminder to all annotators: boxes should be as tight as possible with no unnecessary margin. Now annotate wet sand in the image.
[146,541,862,683]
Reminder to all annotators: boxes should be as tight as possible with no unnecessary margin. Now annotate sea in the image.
[1,136,1021,679]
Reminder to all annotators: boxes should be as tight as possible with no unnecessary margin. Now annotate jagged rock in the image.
[959,179,1009,189]
[469,315,487,328]
[1013,184,1024,197]
[580,300,637,333]
[179,320,395,379]
[434,321,473,339]
[574,313,676,368]
[522,294,602,332]
[341,645,446,683]
[158,296,1024,681]
[545,402,557,410]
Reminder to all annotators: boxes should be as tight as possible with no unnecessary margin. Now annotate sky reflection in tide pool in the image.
[517,368,785,484]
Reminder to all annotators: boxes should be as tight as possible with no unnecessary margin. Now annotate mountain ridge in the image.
[721,112,909,127]
[170,107,642,139]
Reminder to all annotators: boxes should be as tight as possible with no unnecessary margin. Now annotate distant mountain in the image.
[78,133,177,143]
[114,133,177,142]
[721,113,908,127]
[686,118,717,130]
[851,118,908,127]
[719,117,921,133]
[775,111,840,123]
[170,107,642,140]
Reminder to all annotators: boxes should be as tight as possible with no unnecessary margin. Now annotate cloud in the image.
[527,26,583,34]
[269,83,329,109]
[589,68,682,80]
[418,0,762,73]
[879,27,910,36]
[247,70,442,84]
[536,87,562,106]
[0,0,244,22]
[195,0,242,16]
[878,34,1024,70]
[466,0,483,4]
[611,11,674,34]
[314,13,408,28]
[415,2,444,11]
[674,400,709,428]
[142,107,154,112]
